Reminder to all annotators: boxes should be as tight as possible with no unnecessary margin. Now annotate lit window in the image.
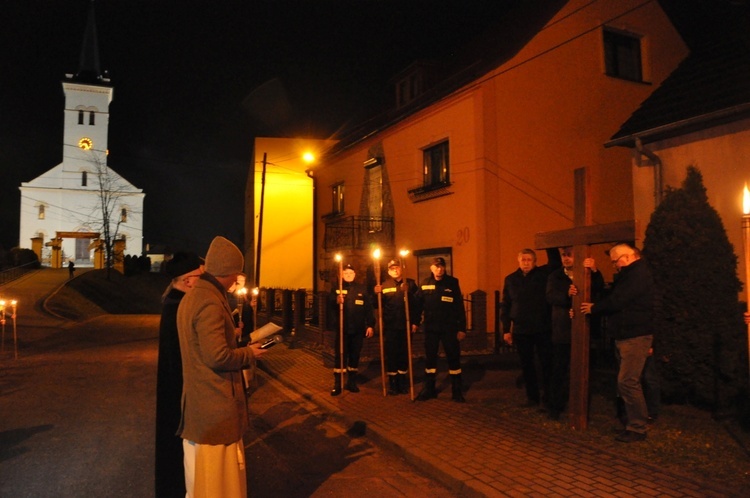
[603,29,643,82]
[423,141,449,187]
[332,183,345,215]
[38,205,45,220]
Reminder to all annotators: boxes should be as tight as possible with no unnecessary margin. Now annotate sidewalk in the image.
[258,342,738,498]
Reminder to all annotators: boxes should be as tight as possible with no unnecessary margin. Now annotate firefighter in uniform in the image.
[375,258,422,395]
[329,263,374,395]
[416,257,467,402]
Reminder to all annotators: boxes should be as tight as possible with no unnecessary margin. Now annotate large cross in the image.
[535,167,636,430]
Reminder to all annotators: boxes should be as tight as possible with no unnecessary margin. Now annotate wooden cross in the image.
[535,167,636,430]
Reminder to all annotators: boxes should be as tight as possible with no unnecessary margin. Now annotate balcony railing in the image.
[323,216,394,251]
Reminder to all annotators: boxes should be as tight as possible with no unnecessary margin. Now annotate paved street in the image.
[0,269,452,497]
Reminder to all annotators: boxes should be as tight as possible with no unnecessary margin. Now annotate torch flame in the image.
[744,183,750,215]
[373,248,381,259]
[334,253,342,262]
[399,249,410,258]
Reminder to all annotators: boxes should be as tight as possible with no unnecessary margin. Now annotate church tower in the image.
[19,0,144,268]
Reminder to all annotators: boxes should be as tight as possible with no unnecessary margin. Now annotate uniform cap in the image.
[431,257,446,267]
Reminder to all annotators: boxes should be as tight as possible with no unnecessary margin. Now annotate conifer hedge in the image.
[643,166,747,412]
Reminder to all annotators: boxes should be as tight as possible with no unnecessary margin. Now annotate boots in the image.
[388,375,399,395]
[331,373,342,396]
[345,371,360,393]
[451,374,465,403]
[416,373,436,401]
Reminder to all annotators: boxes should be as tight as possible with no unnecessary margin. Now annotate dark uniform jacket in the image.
[380,276,421,331]
[590,258,654,340]
[329,281,375,335]
[500,266,551,336]
[418,274,466,333]
[546,267,604,344]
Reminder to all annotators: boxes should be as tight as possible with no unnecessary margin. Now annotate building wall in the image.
[632,118,750,299]
[314,0,688,331]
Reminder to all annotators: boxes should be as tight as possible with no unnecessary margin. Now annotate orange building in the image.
[309,0,688,335]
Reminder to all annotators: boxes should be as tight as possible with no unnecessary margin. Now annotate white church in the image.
[18,2,144,269]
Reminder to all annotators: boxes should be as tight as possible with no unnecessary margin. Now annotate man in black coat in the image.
[416,257,467,402]
[155,252,203,498]
[329,263,374,395]
[501,248,554,407]
[582,243,655,443]
[546,247,604,420]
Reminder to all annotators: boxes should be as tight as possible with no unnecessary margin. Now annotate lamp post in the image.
[11,300,17,360]
[742,184,750,383]
[335,254,345,390]
[372,248,387,396]
[0,299,5,353]
[400,249,416,400]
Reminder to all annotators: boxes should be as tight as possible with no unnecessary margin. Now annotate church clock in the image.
[78,137,93,150]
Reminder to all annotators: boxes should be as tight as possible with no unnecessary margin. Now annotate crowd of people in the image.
[154,237,660,497]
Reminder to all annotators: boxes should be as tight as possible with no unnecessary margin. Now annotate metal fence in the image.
[0,262,40,286]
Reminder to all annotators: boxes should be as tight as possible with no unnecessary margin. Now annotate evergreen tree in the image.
[643,166,745,411]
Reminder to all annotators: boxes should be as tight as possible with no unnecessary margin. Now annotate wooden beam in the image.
[535,220,636,250]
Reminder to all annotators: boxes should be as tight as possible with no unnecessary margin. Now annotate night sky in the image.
[1,0,519,255]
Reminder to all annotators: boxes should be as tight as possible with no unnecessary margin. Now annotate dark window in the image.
[332,183,345,215]
[82,171,87,186]
[423,141,449,187]
[603,29,643,82]
[78,110,84,125]
[121,208,127,222]
[89,111,95,125]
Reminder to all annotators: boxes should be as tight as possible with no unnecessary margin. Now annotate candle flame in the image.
[744,183,750,215]
[334,253,342,262]
[252,287,259,296]
[399,249,410,258]
[373,248,381,259]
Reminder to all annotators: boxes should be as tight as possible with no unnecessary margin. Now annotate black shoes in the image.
[615,430,647,443]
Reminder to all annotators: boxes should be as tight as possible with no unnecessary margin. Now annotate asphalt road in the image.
[0,270,453,497]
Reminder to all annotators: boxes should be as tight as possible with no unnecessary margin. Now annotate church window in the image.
[78,110,84,125]
[121,208,128,222]
[38,205,45,220]
[82,171,88,186]
[89,111,95,125]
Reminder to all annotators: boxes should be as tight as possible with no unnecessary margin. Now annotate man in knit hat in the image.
[177,236,266,498]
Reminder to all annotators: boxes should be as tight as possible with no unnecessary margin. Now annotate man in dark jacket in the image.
[546,247,604,420]
[329,263,374,395]
[582,243,654,443]
[155,252,203,498]
[376,258,421,395]
[501,249,553,407]
[416,257,467,402]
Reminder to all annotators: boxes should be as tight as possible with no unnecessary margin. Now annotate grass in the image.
[47,270,750,493]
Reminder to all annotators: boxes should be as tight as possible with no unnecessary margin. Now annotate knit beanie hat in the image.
[204,236,244,276]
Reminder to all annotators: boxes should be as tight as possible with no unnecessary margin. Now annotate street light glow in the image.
[743,183,750,215]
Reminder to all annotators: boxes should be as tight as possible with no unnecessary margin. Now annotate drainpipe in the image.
[635,137,663,207]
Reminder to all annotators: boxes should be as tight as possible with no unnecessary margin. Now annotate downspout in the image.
[635,137,663,207]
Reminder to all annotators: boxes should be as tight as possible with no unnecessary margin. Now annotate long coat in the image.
[176,274,256,445]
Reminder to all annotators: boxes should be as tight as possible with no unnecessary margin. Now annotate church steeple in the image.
[73,0,106,83]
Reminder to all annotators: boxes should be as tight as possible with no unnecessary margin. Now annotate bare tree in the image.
[78,151,144,280]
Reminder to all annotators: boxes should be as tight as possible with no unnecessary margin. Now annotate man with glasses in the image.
[581,243,655,443]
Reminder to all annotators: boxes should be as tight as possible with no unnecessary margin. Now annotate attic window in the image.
[603,28,643,82]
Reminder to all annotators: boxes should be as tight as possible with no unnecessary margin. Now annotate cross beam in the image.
[535,168,635,430]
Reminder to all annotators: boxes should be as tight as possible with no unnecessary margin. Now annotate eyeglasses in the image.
[610,254,627,266]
